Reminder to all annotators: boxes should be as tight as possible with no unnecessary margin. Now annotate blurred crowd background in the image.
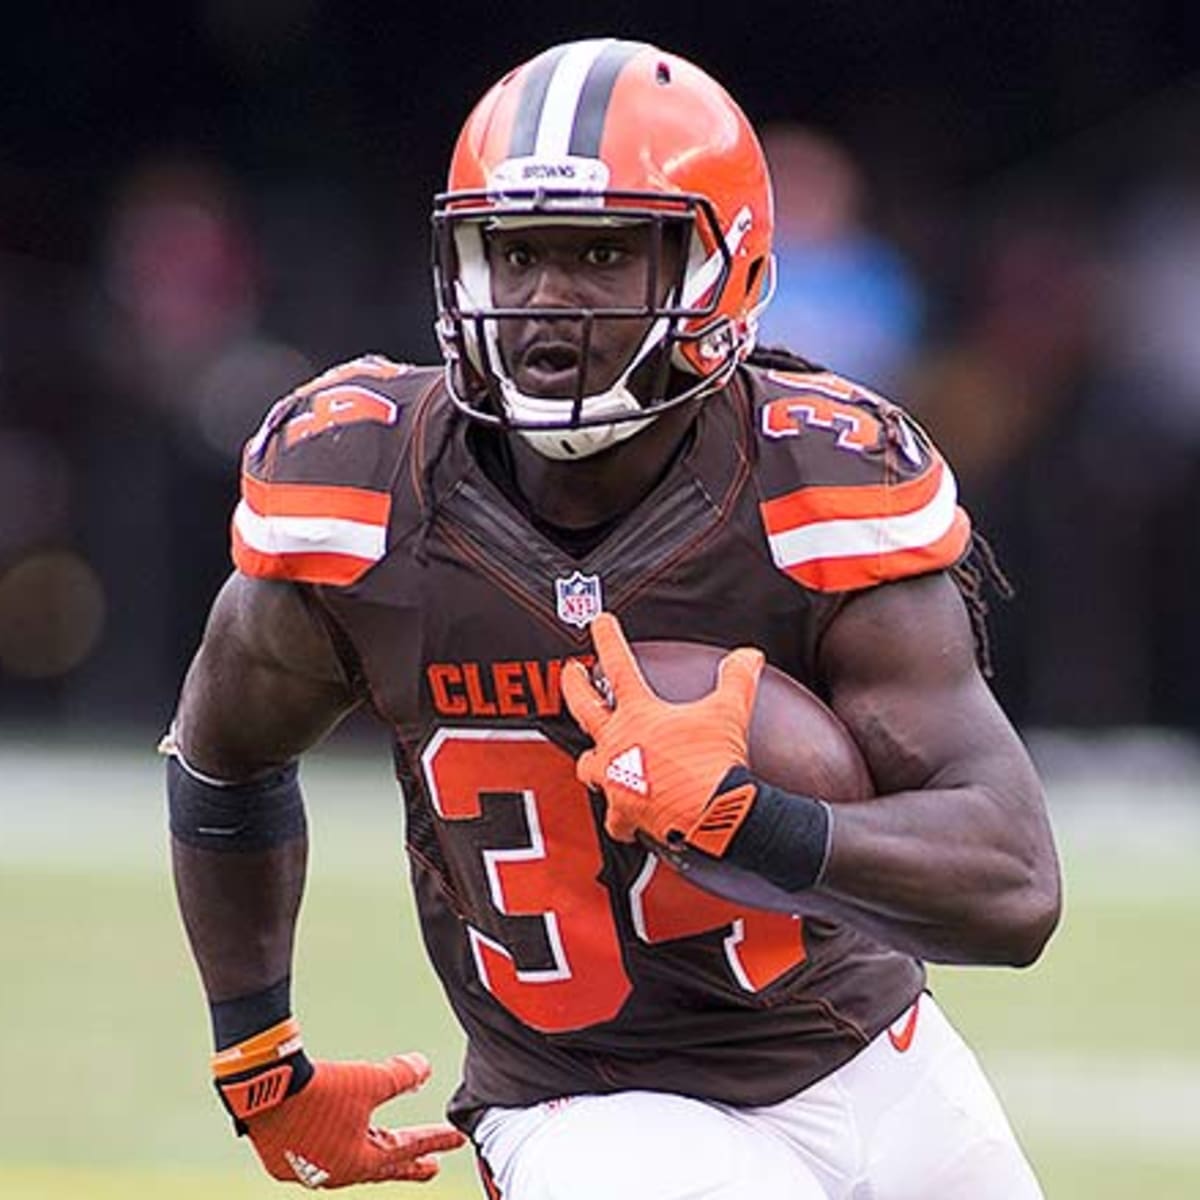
[3,1,1200,741]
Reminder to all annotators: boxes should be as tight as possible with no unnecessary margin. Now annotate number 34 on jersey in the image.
[421,727,808,1034]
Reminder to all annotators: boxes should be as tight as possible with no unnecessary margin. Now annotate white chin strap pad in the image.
[499,378,655,459]
[515,416,654,460]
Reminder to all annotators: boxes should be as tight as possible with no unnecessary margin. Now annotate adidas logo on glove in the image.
[605,746,648,795]
[284,1149,331,1189]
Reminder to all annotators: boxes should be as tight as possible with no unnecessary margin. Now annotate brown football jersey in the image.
[232,354,972,1128]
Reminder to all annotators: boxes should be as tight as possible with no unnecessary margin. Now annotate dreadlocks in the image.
[745,344,823,374]
[948,530,1015,678]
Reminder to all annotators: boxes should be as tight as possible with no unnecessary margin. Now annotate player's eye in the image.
[583,243,626,267]
[501,244,535,269]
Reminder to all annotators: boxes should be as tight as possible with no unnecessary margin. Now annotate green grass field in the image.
[2,737,1197,1198]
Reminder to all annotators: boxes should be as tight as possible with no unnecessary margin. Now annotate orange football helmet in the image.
[432,38,775,458]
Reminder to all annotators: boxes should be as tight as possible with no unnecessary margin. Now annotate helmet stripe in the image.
[568,40,643,157]
[510,40,644,162]
[534,39,616,157]
[507,43,571,157]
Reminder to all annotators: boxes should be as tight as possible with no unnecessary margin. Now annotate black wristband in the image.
[211,978,295,1050]
[697,766,832,893]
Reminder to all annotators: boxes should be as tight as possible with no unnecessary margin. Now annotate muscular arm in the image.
[802,571,1061,966]
[171,572,361,1006]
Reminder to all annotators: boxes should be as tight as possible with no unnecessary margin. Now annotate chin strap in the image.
[501,380,654,459]
[514,420,653,460]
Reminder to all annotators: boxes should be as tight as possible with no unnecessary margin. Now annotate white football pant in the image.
[473,994,1043,1199]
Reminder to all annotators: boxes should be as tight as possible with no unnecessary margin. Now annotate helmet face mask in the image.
[432,38,774,459]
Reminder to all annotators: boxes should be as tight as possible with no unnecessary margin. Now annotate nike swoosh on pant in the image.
[888,998,920,1053]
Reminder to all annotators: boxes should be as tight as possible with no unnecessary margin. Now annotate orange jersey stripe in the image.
[761,451,971,592]
[760,457,945,534]
[779,508,971,591]
[241,472,391,525]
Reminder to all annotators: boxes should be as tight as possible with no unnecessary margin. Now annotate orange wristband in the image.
[212,1016,304,1080]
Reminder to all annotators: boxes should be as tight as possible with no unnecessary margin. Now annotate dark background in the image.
[3,1,1200,737]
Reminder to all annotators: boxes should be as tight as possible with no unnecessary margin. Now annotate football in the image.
[629,640,873,911]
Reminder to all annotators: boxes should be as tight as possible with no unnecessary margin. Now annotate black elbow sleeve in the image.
[166,756,306,852]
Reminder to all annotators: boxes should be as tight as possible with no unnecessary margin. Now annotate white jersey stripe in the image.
[535,39,615,158]
[767,461,960,569]
[233,500,386,562]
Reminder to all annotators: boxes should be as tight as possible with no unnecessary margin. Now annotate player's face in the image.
[485,222,679,399]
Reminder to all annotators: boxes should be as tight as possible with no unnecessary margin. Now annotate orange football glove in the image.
[213,1018,466,1188]
[562,612,764,845]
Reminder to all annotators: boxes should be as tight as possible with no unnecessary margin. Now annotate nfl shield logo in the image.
[555,571,603,628]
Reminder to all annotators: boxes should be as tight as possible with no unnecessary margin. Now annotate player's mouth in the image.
[513,341,589,397]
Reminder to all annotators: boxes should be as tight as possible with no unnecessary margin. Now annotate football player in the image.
[167,38,1061,1197]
